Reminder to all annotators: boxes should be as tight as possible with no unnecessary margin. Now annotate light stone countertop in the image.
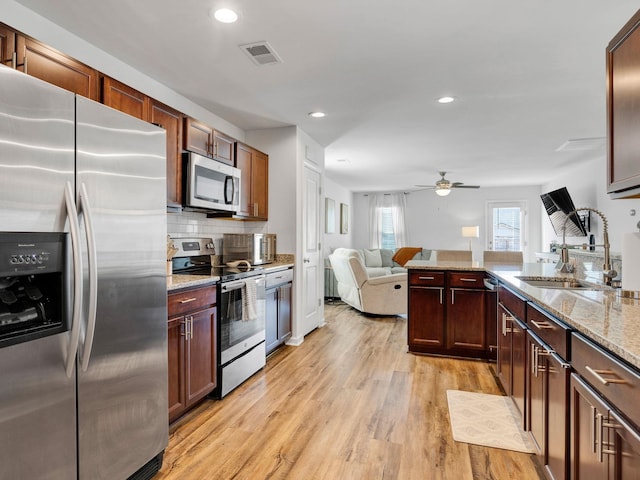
[406,260,640,370]
[167,259,295,292]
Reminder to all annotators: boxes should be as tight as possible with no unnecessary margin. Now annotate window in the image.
[487,201,527,252]
[381,208,396,249]
[369,193,407,249]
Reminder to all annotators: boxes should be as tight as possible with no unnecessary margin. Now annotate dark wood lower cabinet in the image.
[168,286,217,423]
[408,285,445,350]
[497,302,513,395]
[447,287,486,351]
[186,307,217,404]
[511,315,527,423]
[168,316,186,421]
[527,330,569,480]
[546,350,569,480]
[408,271,488,358]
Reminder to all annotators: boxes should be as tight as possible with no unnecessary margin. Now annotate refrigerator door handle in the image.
[64,181,83,378]
[79,182,98,372]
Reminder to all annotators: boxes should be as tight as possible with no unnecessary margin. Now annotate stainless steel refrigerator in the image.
[0,65,168,479]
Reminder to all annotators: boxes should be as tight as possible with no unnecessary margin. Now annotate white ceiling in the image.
[13,0,640,192]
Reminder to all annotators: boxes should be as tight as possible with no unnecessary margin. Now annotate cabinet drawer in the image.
[168,285,217,317]
[409,271,445,286]
[527,304,570,360]
[448,272,485,289]
[266,268,293,288]
[572,332,640,428]
[498,285,526,320]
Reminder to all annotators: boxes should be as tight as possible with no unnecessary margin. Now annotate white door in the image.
[486,201,527,253]
[301,166,322,335]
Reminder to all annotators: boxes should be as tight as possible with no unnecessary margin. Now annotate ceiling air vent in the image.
[240,42,282,66]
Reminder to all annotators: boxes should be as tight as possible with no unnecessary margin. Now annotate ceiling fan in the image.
[415,171,480,196]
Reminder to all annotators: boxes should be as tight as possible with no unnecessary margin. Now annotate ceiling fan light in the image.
[435,187,451,196]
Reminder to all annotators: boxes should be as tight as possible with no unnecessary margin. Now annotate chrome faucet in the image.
[556,207,617,286]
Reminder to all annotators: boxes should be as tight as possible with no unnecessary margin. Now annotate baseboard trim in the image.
[286,335,304,347]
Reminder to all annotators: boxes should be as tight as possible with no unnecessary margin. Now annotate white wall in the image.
[246,127,298,254]
[352,186,543,262]
[3,0,244,140]
[323,178,353,256]
[541,156,640,254]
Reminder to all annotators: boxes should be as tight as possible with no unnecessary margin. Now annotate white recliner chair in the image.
[328,248,407,315]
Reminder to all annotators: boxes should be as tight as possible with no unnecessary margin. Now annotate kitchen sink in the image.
[515,276,602,290]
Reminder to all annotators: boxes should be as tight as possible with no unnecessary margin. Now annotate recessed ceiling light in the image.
[309,111,326,118]
[212,8,238,23]
[437,96,456,104]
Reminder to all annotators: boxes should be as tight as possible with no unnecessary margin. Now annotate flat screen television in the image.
[540,187,587,237]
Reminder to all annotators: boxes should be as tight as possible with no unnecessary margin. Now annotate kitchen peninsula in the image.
[407,259,640,479]
[406,259,640,368]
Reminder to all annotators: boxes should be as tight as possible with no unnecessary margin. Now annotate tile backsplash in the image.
[167,210,268,254]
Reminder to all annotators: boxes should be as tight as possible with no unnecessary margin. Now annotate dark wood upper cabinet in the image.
[0,24,16,68]
[213,130,234,165]
[235,142,269,220]
[150,100,183,208]
[101,76,149,120]
[183,117,235,166]
[16,36,99,100]
[183,117,213,158]
[607,9,640,198]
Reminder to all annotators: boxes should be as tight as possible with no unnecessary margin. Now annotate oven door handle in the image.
[79,183,98,372]
[221,279,247,292]
[64,181,82,378]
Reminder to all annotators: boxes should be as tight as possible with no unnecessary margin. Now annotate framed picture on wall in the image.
[340,203,349,234]
[325,198,336,233]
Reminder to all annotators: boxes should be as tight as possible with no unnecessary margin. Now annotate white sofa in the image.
[356,248,432,277]
[328,248,409,315]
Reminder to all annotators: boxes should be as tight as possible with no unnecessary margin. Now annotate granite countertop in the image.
[167,259,295,292]
[406,260,640,370]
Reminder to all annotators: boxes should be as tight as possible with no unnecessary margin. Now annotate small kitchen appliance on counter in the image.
[223,233,276,265]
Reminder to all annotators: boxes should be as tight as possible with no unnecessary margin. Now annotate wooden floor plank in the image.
[155,302,543,480]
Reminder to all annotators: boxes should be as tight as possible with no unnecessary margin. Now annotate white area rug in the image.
[446,390,536,453]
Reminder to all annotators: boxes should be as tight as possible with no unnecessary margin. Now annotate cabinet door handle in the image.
[596,412,604,463]
[179,297,197,304]
[502,312,513,335]
[181,318,190,338]
[585,366,628,385]
[590,406,597,454]
[189,316,194,340]
[11,51,17,69]
[531,343,537,376]
[530,319,553,330]
[419,276,435,280]
[459,278,478,282]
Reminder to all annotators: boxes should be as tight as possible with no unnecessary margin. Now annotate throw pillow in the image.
[363,248,382,267]
[379,249,394,267]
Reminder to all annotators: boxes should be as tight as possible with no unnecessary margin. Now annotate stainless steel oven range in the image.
[170,237,266,398]
[218,271,266,397]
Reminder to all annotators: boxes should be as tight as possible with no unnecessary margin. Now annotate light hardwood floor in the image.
[157,302,544,480]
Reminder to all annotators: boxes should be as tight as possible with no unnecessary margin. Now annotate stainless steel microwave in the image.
[222,233,276,265]
[184,151,241,213]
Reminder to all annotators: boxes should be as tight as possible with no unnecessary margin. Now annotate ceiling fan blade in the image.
[415,184,436,189]
[452,185,480,189]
